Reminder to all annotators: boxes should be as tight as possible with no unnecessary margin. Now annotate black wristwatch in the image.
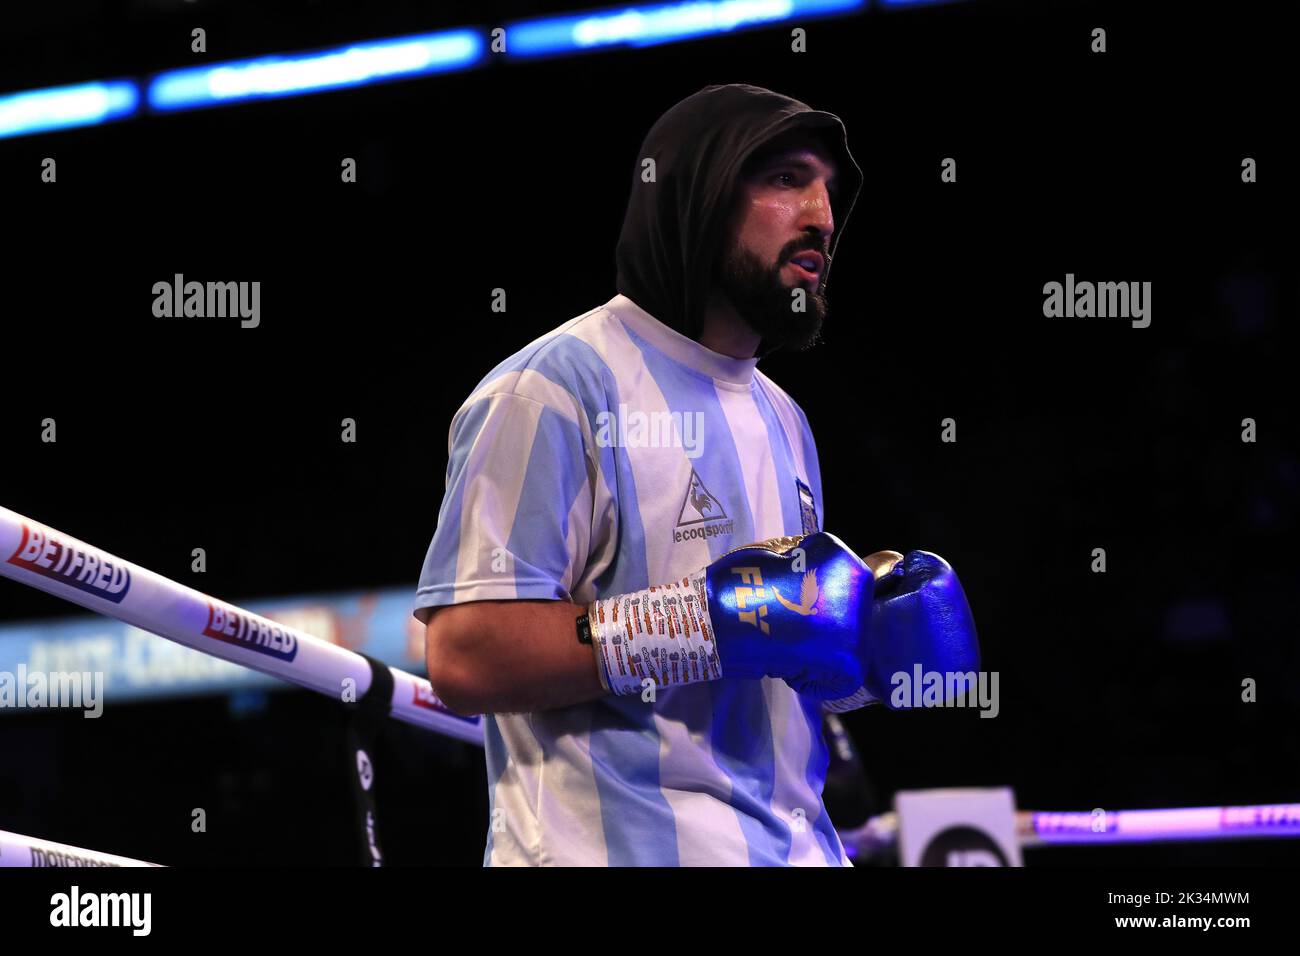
[576,613,593,645]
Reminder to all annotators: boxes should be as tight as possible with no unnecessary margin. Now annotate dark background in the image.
[1,0,1295,865]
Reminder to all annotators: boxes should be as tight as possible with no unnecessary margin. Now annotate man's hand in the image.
[824,550,980,712]
[587,531,876,700]
[703,532,875,699]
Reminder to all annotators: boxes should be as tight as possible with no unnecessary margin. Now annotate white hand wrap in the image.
[588,572,721,696]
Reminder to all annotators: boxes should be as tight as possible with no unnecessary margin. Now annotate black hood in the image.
[614,83,863,351]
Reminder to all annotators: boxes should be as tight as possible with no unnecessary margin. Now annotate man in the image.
[413,84,976,866]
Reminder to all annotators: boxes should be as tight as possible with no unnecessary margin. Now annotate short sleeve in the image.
[413,391,593,623]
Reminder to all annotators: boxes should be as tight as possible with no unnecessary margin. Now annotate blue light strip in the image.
[147,29,486,112]
[506,0,865,57]
[0,80,139,140]
[0,0,876,139]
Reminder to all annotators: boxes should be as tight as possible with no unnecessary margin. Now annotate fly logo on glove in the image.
[729,564,820,634]
[730,568,771,632]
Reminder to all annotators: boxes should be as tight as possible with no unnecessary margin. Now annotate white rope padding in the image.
[0,506,483,744]
[0,828,161,867]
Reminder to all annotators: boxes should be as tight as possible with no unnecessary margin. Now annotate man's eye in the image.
[773,172,797,187]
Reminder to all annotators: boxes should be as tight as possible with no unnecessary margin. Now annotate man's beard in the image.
[713,241,829,353]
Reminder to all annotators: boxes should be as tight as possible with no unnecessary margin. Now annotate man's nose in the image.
[800,183,835,239]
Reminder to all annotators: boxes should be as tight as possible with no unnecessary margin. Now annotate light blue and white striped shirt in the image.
[414,293,848,866]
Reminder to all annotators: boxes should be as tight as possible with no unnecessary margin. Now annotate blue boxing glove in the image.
[705,532,876,699]
[586,532,875,701]
[824,550,981,713]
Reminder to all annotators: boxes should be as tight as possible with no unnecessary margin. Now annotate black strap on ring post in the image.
[342,653,395,867]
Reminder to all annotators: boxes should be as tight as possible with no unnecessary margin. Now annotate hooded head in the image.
[615,83,863,356]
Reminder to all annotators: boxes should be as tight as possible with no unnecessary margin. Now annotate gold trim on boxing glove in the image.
[720,535,807,558]
[723,539,905,582]
[863,550,905,580]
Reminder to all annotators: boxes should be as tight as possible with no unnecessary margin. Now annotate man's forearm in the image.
[426,599,607,715]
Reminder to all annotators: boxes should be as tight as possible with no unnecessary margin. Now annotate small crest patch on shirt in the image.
[795,477,819,535]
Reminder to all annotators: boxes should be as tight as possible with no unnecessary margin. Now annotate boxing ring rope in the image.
[840,803,1300,861]
[1018,804,1300,846]
[0,506,482,744]
[4,504,1297,866]
[0,828,161,868]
